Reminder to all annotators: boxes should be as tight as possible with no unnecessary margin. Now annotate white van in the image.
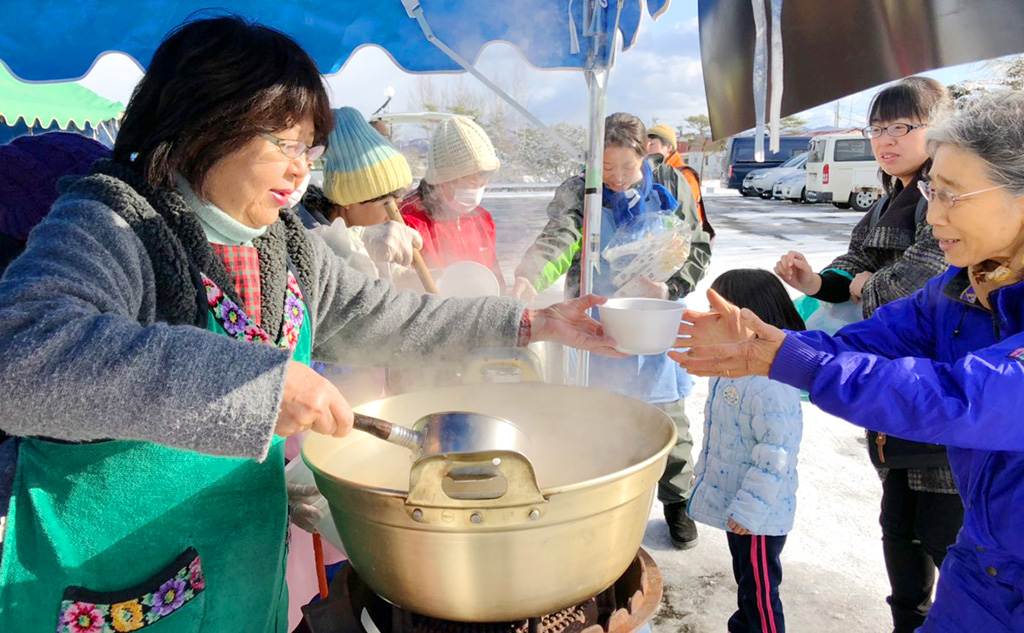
[805,133,883,211]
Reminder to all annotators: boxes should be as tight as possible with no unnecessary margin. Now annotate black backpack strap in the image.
[866,195,890,229]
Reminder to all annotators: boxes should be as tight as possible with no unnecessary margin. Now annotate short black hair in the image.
[113,14,333,194]
[710,269,806,331]
[605,112,647,157]
[867,76,951,196]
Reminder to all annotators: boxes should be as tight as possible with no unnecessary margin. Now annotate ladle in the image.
[352,411,530,460]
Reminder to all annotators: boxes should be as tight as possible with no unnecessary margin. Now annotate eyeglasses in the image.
[861,123,928,139]
[259,133,326,162]
[917,179,1008,208]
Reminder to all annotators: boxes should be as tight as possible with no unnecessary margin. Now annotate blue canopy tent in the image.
[0,0,672,383]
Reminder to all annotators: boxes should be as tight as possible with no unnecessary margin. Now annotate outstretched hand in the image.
[668,289,787,378]
[528,294,627,358]
[674,288,752,348]
[774,251,822,295]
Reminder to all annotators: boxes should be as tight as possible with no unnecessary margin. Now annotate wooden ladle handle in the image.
[384,199,440,295]
[352,413,422,452]
[352,413,394,441]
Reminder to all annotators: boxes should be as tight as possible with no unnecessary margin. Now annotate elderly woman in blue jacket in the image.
[673,91,1024,632]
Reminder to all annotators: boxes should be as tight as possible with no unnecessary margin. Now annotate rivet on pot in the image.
[411,509,424,522]
[470,513,483,524]
[529,508,541,520]
[491,457,501,466]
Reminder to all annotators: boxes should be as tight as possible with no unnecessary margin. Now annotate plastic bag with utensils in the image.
[602,213,691,297]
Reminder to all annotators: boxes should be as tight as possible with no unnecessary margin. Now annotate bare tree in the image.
[678,114,711,146]
[411,73,529,166]
[512,122,586,182]
[780,115,808,132]
[947,54,1024,109]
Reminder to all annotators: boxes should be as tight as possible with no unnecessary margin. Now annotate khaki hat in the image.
[424,117,500,185]
[647,124,678,148]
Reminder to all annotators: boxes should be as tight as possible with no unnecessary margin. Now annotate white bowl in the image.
[598,297,684,356]
[438,261,501,298]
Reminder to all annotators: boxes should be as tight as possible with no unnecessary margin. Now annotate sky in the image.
[75,1,1005,137]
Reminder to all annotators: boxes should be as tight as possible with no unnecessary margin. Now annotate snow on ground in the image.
[645,383,891,632]
[646,195,892,632]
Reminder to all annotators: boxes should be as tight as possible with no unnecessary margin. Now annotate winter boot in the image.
[664,501,698,550]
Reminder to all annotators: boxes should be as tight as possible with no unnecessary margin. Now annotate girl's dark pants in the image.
[726,532,787,633]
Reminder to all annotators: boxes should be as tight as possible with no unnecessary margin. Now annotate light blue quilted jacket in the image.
[687,375,803,536]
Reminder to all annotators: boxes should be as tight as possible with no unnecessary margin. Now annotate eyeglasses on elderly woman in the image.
[917,179,1008,209]
[259,133,326,162]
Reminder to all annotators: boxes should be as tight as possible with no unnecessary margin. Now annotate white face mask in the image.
[451,186,485,213]
[287,173,312,209]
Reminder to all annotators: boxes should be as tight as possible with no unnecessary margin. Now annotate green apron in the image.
[0,271,311,633]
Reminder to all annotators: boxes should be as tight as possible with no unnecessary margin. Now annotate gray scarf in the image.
[63,160,319,341]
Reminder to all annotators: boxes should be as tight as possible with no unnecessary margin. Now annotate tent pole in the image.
[576,0,619,387]
[400,0,581,159]
[576,66,608,387]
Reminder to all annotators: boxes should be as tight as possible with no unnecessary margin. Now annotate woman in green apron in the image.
[0,16,620,633]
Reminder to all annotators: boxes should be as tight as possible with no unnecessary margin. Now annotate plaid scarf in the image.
[211,244,263,326]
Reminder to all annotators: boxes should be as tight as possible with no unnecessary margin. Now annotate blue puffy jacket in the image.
[771,266,1024,566]
[688,376,803,536]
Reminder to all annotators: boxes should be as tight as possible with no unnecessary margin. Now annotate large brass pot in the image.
[303,383,675,622]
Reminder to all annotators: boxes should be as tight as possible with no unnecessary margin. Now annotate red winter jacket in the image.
[399,193,506,291]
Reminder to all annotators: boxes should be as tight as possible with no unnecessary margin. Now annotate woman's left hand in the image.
[528,295,627,357]
[849,271,872,302]
[727,519,751,536]
[668,290,787,378]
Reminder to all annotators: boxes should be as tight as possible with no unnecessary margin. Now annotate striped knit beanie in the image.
[323,107,412,206]
[424,117,499,185]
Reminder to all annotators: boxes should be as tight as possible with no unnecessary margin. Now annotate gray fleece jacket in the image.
[0,162,525,462]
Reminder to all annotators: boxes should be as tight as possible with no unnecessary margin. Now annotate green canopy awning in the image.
[0,64,123,130]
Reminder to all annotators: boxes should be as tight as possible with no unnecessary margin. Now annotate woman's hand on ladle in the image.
[276,361,354,438]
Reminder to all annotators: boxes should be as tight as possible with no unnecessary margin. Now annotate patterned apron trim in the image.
[201,270,305,351]
[57,547,205,633]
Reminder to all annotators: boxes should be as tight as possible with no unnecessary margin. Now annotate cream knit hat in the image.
[424,117,500,185]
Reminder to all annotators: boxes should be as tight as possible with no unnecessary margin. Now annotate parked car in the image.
[723,135,812,192]
[743,152,807,198]
[773,170,808,203]
[805,133,882,211]
[741,166,773,196]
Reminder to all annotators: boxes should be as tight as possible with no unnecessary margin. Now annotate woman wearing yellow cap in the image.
[296,107,423,280]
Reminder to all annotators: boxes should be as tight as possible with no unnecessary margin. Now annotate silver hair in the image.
[927,91,1024,196]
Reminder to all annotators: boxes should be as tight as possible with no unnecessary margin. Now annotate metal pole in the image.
[575,0,620,387]
[576,68,608,386]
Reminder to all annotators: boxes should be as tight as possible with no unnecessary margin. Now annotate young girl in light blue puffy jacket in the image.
[687,269,805,633]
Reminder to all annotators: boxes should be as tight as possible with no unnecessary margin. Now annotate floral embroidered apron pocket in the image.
[56,548,206,633]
